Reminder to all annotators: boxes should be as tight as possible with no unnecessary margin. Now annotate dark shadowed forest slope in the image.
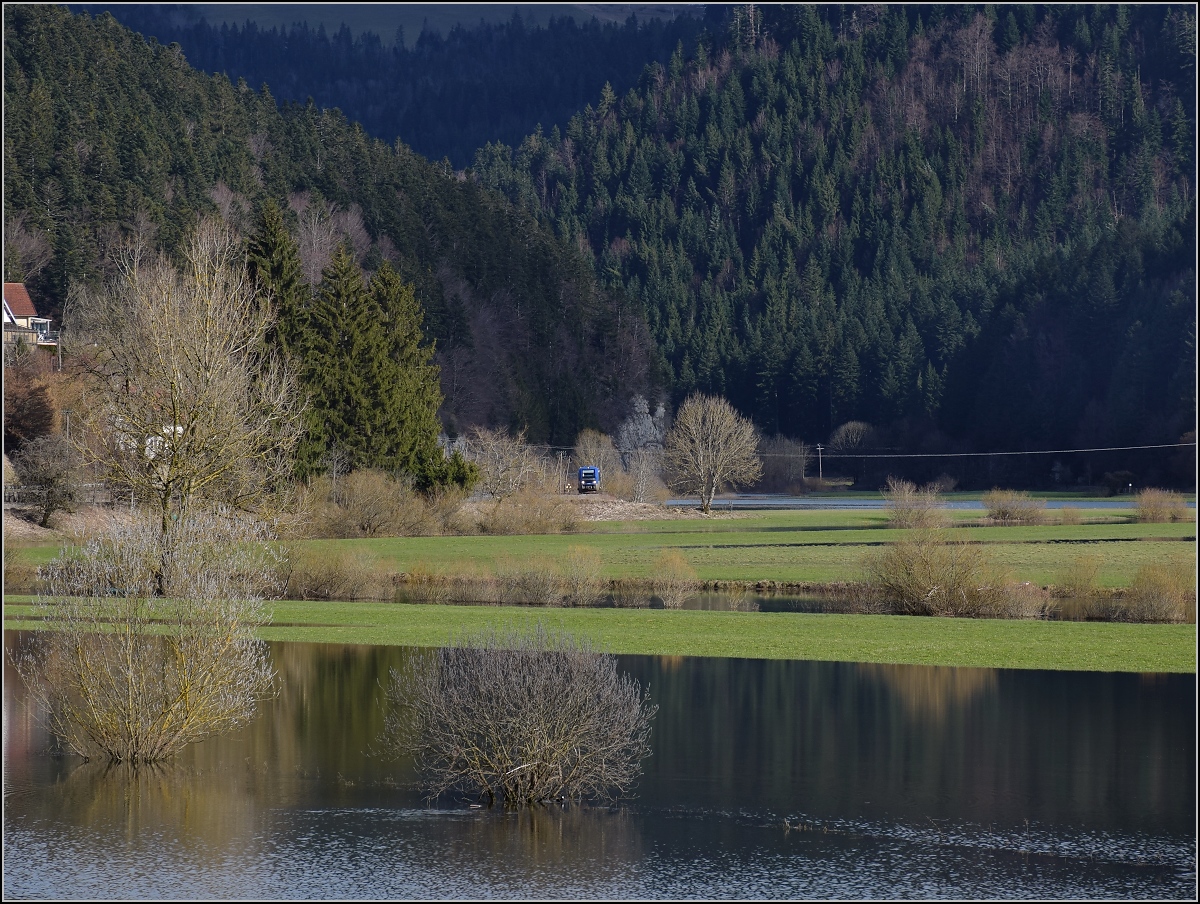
[3,4,653,444]
[68,3,709,169]
[471,5,1196,472]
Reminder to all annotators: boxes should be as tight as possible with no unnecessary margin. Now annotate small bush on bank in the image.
[1134,488,1189,523]
[982,489,1045,524]
[473,490,579,535]
[1058,506,1082,526]
[882,476,947,529]
[397,562,455,605]
[653,550,697,609]
[283,543,386,600]
[1055,554,1103,599]
[302,469,466,539]
[495,556,564,606]
[1122,557,1196,623]
[561,546,607,607]
[864,531,1015,617]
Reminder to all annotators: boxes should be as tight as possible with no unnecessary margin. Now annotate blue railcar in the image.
[577,466,600,493]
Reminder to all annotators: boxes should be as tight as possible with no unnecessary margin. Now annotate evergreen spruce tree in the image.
[296,249,478,489]
[299,245,373,475]
[367,262,445,478]
[246,198,308,361]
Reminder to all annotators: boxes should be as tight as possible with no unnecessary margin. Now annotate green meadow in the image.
[4,599,1193,673]
[6,503,1195,672]
[290,508,1189,588]
[7,505,1195,588]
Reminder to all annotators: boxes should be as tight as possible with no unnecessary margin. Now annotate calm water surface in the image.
[3,632,1195,899]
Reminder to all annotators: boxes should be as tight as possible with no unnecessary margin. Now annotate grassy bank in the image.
[4,599,1194,673]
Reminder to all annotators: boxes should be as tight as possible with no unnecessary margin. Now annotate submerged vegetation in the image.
[9,510,279,763]
[381,624,657,807]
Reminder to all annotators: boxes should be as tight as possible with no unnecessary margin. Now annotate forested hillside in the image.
[4,4,1195,487]
[472,5,1196,461]
[3,4,653,445]
[69,3,709,169]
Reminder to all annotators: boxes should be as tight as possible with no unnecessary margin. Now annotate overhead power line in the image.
[521,441,1196,459]
[806,442,1196,459]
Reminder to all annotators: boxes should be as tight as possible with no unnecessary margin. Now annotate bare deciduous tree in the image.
[10,509,279,763]
[464,426,539,499]
[663,393,761,513]
[759,436,810,492]
[828,420,874,452]
[382,624,657,808]
[3,212,54,283]
[626,449,666,503]
[68,218,301,532]
[12,433,83,527]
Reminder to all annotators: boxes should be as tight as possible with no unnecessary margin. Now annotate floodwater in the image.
[3,634,1195,899]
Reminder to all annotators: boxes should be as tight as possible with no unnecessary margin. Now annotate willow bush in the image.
[10,510,278,763]
[863,530,1050,618]
[652,550,698,609]
[1134,488,1190,524]
[981,489,1045,524]
[882,477,947,529]
[1122,557,1196,623]
[382,625,657,807]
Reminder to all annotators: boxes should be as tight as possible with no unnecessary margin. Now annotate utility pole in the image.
[816,443,823,481]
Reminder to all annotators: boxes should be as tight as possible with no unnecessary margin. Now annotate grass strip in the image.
[12,600,1184,672]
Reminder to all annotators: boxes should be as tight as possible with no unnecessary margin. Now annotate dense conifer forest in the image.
[4,4,653,448]
[71,3,710,169]
[4,4,1196,486]
[472,5,1196,466]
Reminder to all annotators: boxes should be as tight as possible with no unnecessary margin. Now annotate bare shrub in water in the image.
[653,550,698,609]
[1134,488,1189,524]
[882,476,947,529]
[981,489,1045,524]
[10,509,278,763]
[864,531,1012,617]
[611,579,651,608]
[382,624,657,807]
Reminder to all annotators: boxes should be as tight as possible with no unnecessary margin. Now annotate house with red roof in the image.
[3,282,57,352]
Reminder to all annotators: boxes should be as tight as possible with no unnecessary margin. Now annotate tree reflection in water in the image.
[859,662,998,719]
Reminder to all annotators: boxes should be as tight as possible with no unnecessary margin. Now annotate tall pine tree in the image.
[367,261,444,477]
[246,198,308,360]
